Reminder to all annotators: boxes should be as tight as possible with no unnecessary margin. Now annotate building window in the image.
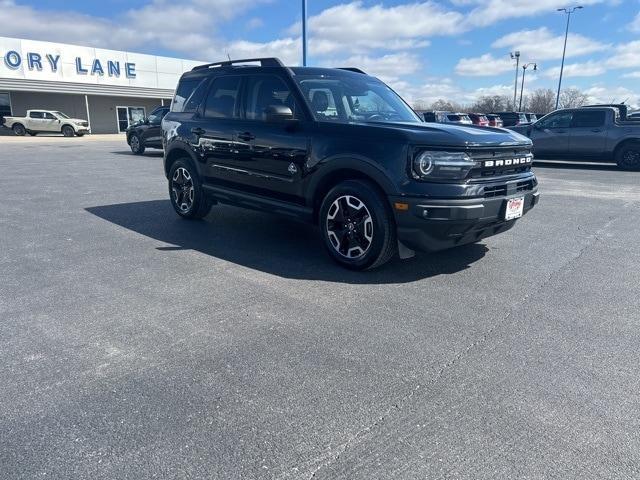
[116,106,146,132]
[0,93,11,117]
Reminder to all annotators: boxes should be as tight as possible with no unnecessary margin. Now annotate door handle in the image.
[237,132,255,141]
[191,127,205,135]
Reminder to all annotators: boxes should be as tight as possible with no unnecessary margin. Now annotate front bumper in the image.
[390,188,539,253]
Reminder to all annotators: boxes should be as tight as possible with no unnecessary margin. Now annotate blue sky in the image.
[2,0,639,105]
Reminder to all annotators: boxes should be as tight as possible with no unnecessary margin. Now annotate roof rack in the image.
[338,67,366,74]
[192,57,284,71]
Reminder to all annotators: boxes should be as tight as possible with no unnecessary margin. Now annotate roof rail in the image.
[192,57,284,71]
[338,67,367,74]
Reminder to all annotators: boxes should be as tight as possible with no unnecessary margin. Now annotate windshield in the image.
[53,111,70,119]
[294,75,421,124]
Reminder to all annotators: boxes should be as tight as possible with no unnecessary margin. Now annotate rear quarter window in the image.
[171,77,204,113]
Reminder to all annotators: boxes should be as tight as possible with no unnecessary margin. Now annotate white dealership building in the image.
[0,37,204,133]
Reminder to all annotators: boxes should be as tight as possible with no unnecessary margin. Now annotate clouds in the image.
[455,54,515,76]
[491,27,609,61]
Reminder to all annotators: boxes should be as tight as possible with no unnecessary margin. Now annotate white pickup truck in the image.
[1,110,90,137]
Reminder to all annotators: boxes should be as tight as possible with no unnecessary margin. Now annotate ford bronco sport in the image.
[162,58,539,270]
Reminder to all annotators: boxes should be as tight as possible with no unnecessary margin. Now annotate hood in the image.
[346,121,532,148]
[68,118,89,124]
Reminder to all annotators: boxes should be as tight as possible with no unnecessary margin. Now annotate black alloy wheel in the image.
[129,134,145,155]
[319,179,397,270]
[12,124,26,136]
[168,159,212,219]
[616,144,640,171]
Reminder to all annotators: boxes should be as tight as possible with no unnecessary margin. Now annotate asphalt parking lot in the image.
[1,136,640,479]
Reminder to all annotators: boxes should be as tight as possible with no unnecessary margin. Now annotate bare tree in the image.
[428,99,465,112]
[559,88,589,109]
[526,89,556,114]
[411,100,429,111]
[470,95,512,113]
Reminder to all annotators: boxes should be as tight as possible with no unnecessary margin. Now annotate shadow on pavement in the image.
[534,160,619,172]
[110,150,164,157]
[86,200,488,284]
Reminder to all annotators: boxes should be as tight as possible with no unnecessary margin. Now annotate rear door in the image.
[27,111,45,130]
[196,75,244,187]
[229,73,310,202]
[529,111,573,157]
[568,109,607,157]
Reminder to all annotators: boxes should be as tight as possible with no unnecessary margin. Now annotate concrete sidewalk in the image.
[0,131,126,142]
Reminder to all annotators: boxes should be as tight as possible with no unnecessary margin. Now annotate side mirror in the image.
[264,105,294,122]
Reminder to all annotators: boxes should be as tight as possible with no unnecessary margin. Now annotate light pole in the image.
[302,0,308,66]
[519,63,537,111]
[555,6,583,110]
[511,51,520,110]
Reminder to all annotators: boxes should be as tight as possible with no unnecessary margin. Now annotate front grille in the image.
[468,147,533,178]
[484,178,536,199]
[484,185,508,198]
[516,179,536,192]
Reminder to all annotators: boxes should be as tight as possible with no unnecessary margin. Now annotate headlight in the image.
[412,151,476,180]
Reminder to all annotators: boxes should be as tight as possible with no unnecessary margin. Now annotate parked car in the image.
[162,57,538,270]
[485,114,504,128]
[1,110,90,136]
[422,111,472,125]
[126,106,169,154]
[467,113,490,127]
[492,111,528,127]
[628,111,640,120]
[510,106,640,169]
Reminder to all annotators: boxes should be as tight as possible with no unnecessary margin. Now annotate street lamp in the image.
[555,6,583,110]
[302,0,308,66]
[511,51,520,110]
[519,63,537,111]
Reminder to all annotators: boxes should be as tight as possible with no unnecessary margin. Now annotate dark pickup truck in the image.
[162,57,539,270]
[510,105,640,170]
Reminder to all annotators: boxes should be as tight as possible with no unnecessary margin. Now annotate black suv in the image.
[127,106,169,154]
[162,58,539,270]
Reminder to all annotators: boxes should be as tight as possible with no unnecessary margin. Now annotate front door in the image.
[42,112,60,131]
[230,74,310,202]
[117,106,146,132]
[529,111,573,157]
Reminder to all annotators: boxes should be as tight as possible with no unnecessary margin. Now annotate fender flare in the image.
[305,155,399,206]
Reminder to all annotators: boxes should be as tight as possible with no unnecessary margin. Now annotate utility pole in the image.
[555,6,583,110]
[519,63,537,111]
[511,51,520,111]
[302,0,308,66]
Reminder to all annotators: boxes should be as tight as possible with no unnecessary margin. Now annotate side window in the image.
[204,76,241,119]
[538,112,573,129]
[308,88,338,119]
[29,111,43,119]
[244,75,298,120]
[43,112,56,120]
[571,111,605,128]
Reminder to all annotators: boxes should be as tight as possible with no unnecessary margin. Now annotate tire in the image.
[12,124,26,136]
[129,134,145,155]
[319,179,397,270]
[62,125,75,137]
[615,143,640,171]
[168,159,212,219]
